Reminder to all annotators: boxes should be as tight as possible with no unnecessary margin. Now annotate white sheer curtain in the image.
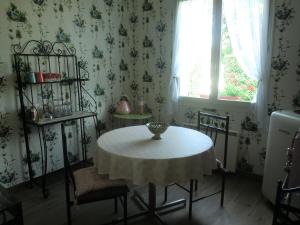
[224,0,271,130]
[166,0,183,120]
[167,0,212,120]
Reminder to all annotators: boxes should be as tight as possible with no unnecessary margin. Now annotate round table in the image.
[96,125,215,185]
[96,125,216,223]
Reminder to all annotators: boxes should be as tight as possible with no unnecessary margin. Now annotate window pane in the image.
[218,16,258,102]
[178,0,213,98]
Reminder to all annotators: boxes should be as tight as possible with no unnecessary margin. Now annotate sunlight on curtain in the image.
[224,0,270,129]
[167,0,213,120]
[176,0,213,98]
[224,0,263,80]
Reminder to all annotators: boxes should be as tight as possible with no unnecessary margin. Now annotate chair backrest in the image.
[61,124,90,194]
[286,129,300,189]
[197,111,230,168]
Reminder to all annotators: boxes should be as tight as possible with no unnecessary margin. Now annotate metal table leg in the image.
[148,183,156,216]
[131,183,186,225]
[99,183,186,225]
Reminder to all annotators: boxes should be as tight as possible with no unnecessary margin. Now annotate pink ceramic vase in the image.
[116,100,131,114]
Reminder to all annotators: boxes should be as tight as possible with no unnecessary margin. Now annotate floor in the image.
[12,172,274,225]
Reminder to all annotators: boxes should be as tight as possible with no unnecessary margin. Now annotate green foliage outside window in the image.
[220,21,257,102]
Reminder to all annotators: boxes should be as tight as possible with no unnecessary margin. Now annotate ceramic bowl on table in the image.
[146,122,169,140]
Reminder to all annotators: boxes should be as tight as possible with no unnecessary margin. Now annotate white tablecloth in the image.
[96,125,216,185]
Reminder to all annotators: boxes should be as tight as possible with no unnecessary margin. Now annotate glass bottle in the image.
[138,97,144,114]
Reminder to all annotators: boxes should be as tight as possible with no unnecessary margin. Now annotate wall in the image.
[0,0,299,187]
[0,0,128,187]
[269,1,300,112]
[123,0,300,175]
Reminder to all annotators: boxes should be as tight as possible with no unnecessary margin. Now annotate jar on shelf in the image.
[26,72,36,83]
[63,102,72,115]
[43,104,53,119]
[35,71,44,83]
[53,99,62,118]
[52,73,60,81]
[30,104,42,121]
[30,106,38,121]
[138,97,145,114]
[43,72,61,82]
[43,73,51,82]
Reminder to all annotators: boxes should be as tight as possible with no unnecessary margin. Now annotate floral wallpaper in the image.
[0,0,126,187]
[0,0,299,187]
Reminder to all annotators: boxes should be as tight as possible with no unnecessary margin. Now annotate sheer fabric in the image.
[170,0,272,130]
[168,0,213,119]
[224,0,271,129]
[166,0,183,120]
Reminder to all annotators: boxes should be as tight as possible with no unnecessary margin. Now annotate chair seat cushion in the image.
[73,167,128,204]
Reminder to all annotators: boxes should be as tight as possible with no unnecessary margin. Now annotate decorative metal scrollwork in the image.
[12,40,76,56]
[52,42,76,55]
[81,86,97,113]
[79,67,89,80]
[285,147,294,172]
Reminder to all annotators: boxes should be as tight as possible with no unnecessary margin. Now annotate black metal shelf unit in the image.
[13,40,98,198]
[22,78,89,85]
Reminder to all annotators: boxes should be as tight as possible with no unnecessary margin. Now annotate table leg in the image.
[131,183,186,225]
[148,183,156,216]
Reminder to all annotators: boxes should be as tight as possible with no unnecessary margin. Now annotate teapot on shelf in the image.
[116,95,131,114]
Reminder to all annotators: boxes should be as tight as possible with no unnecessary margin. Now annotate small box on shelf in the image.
[43,72,61,82]
[25,72,36,83]
[35,71,44,83]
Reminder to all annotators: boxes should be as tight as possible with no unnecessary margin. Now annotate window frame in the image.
[178,0,255,108]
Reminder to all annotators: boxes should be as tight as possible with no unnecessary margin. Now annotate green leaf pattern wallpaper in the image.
[0,0,299,187]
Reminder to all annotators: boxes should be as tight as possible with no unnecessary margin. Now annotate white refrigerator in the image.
[262,110,300,204]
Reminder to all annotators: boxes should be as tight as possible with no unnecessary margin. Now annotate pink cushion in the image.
[73,167,126,197]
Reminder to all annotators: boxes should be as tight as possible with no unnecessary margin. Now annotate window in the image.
[176,0,259,102]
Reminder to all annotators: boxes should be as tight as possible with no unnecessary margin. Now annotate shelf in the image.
[22,78,89,85]
[26,111,97,126]
[14,40,98,198]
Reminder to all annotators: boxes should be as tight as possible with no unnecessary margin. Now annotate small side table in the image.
[113,113,152,128]
[0,185,23,225]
